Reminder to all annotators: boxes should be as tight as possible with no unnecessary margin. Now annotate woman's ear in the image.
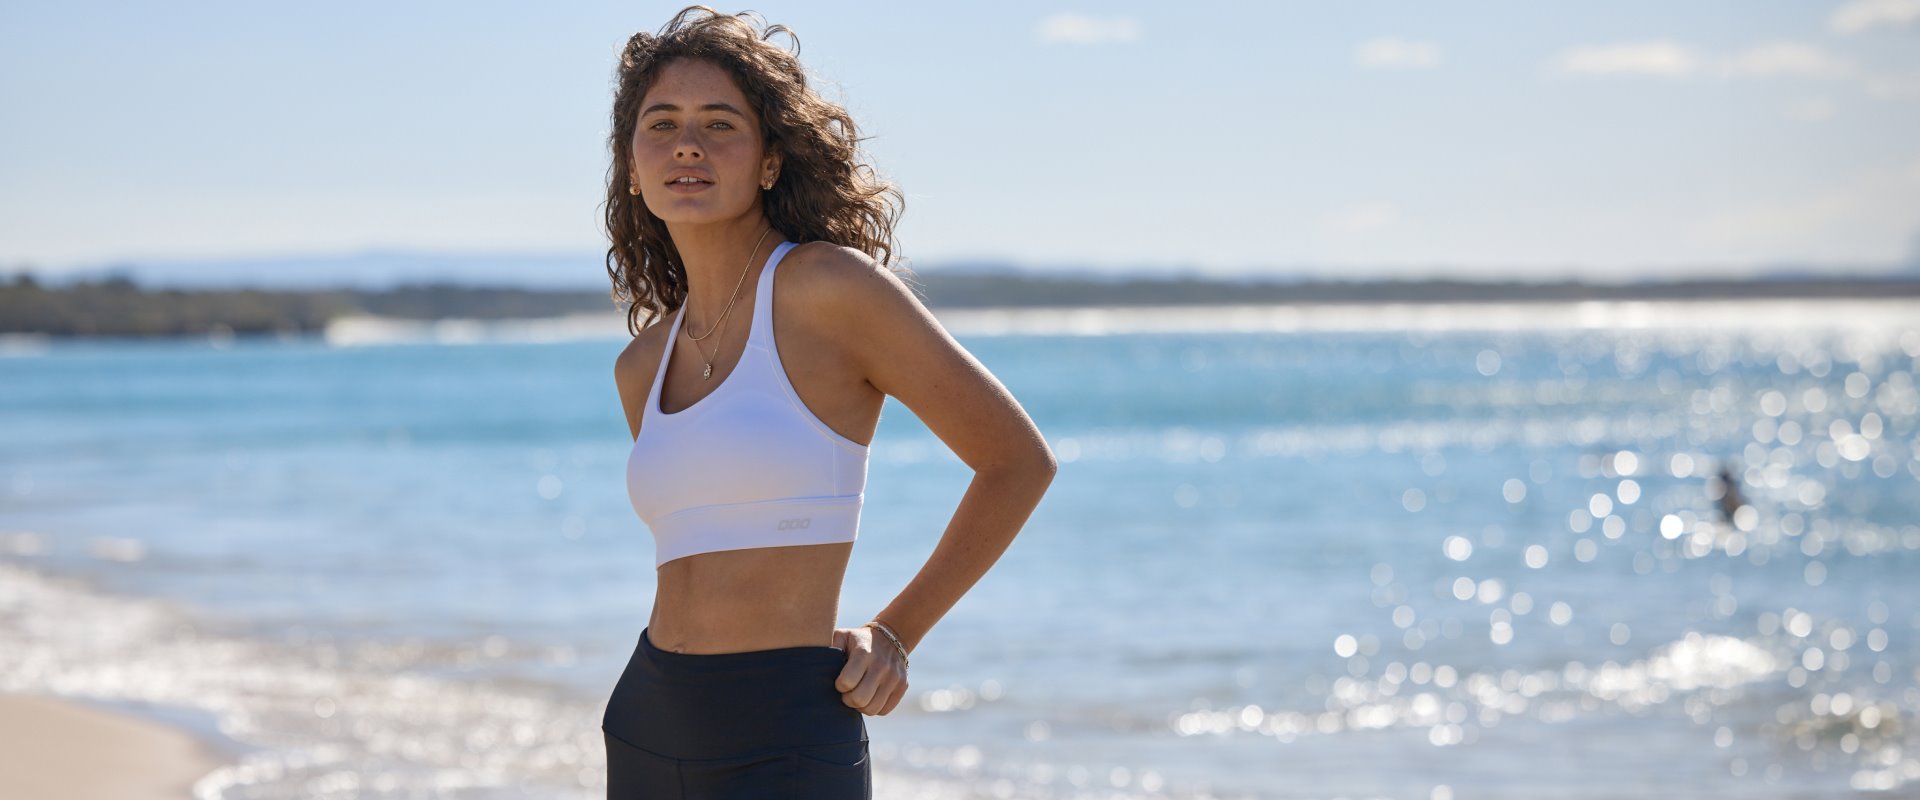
[763,149,782,183]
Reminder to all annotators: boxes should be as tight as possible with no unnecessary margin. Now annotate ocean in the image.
[2,298,1917,799]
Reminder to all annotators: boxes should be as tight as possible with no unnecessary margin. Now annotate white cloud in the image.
[1830,0,1920,34]
[1321,202,1401,234]
[1715,41,1859,79]
[1036,13,1141,45]
[1551,39,1918,98]
[1355,37,1442,69]
[1551,41,1700,76]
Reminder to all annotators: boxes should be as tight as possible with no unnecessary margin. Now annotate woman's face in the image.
[631,58,778,226]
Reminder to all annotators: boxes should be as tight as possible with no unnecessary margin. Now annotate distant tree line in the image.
[5,269,1919,338]
[0,273,617,337]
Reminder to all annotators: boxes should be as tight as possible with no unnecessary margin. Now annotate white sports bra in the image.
[625,240,870,568]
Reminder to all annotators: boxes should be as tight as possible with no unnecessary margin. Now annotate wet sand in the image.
[0,692,227,800]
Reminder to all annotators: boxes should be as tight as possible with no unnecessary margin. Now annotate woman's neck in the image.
[667,215,781,321]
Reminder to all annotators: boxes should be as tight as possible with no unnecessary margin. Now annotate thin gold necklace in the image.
[680,225,774,379]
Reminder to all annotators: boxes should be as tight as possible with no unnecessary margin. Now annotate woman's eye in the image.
[648,120,730,131]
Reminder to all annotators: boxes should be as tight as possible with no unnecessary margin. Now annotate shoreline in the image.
[0,556,618,798]
[321,296,1920,345]
[0,691,231,800]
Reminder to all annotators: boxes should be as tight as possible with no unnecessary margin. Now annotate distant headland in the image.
[4,266,1920,338]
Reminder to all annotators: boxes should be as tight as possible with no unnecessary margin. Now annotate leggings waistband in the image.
[639,626,849,673]
[606,627,865,760]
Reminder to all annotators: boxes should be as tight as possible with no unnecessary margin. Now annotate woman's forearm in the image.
[870,460,1056,654]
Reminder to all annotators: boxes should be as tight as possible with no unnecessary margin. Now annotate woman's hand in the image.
[832,625,908,716]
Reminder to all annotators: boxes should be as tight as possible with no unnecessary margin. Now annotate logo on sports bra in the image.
[776,517,812,530]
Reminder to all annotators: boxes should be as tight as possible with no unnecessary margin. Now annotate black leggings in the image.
[602,626,871,799]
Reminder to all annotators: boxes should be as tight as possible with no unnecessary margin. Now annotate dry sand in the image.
[0,692,227,800]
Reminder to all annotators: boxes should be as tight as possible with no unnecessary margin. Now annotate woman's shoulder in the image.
[778,241,943,381]
[780,241,921,312]
[614,308,675,410]
[782,240,878,281]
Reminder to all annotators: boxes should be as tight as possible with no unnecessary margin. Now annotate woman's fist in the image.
[832,625,908,716]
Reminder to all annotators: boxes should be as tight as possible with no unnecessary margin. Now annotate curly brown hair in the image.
[604,5,911,337]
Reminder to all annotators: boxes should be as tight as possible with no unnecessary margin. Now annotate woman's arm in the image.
[802,244,1059,653]
[613,335,653,441]
[613,314,675,441]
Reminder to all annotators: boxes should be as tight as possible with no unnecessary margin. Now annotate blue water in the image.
[2,304,1918,799]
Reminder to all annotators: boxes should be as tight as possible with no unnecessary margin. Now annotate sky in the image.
[3,1,1918,283]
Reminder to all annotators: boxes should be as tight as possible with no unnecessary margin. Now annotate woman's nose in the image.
[674,131,704,159]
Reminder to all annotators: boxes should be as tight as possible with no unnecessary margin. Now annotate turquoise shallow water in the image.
[2,302,1918,799]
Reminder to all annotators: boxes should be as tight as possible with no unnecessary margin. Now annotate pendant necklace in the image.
[681,225,774,379]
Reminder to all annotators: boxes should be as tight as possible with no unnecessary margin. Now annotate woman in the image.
[600,6,1058,798]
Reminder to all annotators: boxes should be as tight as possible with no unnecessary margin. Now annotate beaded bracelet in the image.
[864,619,909,671]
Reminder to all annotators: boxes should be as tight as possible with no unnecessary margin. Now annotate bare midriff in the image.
[646,540,855,654]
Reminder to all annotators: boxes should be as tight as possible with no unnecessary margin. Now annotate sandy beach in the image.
[0,692,227,800]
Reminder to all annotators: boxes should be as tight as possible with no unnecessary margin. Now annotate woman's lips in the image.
[666,179,713,193]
